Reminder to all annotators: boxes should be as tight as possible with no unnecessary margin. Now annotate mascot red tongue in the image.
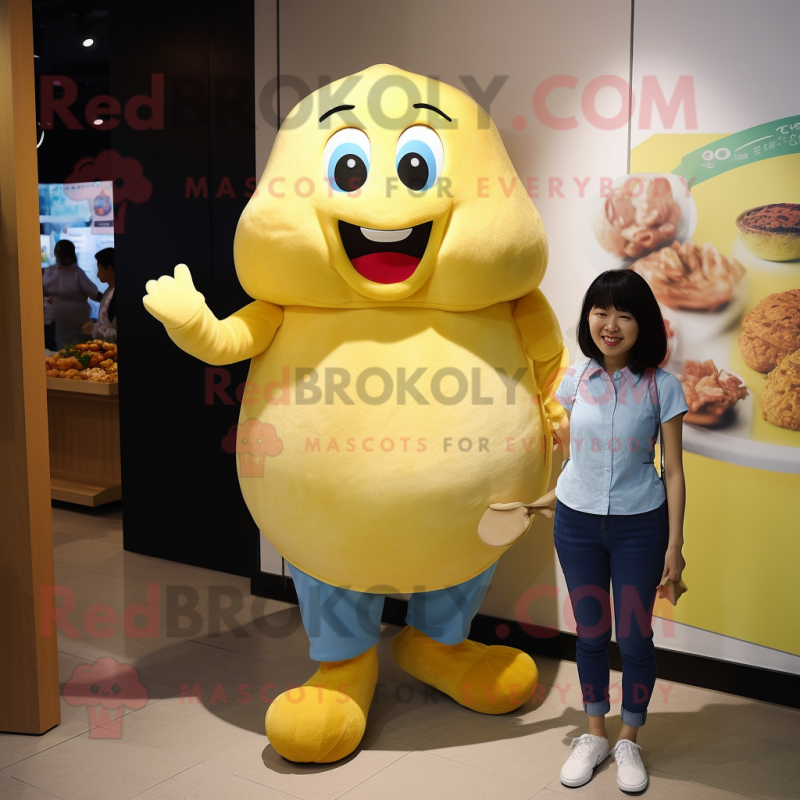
[143,64,568,765]
[352,251,419,283]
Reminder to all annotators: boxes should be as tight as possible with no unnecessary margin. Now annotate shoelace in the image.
[613,740,642,768]
[570,736,602,763]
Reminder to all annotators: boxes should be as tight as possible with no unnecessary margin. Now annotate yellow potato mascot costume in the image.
[144,64,568,763]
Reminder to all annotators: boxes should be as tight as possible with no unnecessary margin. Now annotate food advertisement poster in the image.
[616,0,800,671]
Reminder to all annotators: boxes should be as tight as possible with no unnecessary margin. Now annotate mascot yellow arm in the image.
[143,264,283,366]
[512,289,569,427]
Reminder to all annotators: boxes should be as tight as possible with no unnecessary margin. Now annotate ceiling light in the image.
[82,37,94,47]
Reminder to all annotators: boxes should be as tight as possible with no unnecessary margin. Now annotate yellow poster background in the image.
[634,135,800,656]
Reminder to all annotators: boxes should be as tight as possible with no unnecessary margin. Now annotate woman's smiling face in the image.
[589,304,639,364]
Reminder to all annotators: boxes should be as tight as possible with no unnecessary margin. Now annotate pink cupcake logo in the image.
[63,657,148,738]
[222,418,283,477]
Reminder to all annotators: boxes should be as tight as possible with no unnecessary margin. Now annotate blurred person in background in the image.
[42,239,103,348]
[82,248,116,343]
[43,281,57,351]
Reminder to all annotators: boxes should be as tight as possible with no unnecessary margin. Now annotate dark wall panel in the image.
[110,0,258,577]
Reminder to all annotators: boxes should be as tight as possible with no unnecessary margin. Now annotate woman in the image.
[553,269,688,793]
[42,239,102,349]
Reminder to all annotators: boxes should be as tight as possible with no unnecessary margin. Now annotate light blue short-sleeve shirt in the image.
[554,358,688,515]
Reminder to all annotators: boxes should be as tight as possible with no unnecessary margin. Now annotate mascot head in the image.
[235,64,547,309]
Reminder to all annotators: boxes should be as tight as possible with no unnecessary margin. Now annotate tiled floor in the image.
[1,502,798,800]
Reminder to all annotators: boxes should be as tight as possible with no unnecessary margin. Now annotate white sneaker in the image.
[560,733,611,787]
[611,739,648,793]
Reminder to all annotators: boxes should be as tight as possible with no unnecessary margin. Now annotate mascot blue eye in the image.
[396,125,444,192]
[323,128,371,193]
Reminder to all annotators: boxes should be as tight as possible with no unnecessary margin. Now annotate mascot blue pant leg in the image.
[287,561,497,661]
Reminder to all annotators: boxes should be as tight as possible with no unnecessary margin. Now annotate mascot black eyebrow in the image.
[144,63,568,764]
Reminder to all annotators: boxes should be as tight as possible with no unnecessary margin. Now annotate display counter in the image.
[46,377,121,506]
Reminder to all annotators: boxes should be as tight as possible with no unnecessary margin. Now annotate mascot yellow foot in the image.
[392,626,537,715]
[265,645,378,763]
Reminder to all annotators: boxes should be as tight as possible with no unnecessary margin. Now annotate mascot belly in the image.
[144,63,569,764]
[241,304,551,593]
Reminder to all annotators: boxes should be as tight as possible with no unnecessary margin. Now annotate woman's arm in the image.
[76,266,101,301]
[661,413,687,580]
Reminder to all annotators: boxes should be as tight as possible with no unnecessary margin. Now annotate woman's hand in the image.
[662,544,686,583]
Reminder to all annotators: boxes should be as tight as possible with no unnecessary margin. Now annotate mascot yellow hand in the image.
[144,63,568,765]
[143,264,205,329]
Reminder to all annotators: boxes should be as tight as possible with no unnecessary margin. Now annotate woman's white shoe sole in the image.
[617,775,649,793]
[561,773,592,788]
[560,754,609,787]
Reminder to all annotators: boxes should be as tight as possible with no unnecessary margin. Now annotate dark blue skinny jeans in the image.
[553,498,669,727]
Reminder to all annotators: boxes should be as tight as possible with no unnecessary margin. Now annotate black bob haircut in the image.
[577,269,668,375]
[54,239,76,263]
[95,247,115,268]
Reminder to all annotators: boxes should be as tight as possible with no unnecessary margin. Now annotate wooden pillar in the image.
[0,0,60,735]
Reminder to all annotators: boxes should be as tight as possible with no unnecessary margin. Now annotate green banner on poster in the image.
[672,115,800,187]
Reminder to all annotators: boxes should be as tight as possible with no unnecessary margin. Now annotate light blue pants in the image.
[286,561,498,662]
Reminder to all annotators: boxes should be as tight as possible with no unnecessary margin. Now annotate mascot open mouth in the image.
[338,220,433,284]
